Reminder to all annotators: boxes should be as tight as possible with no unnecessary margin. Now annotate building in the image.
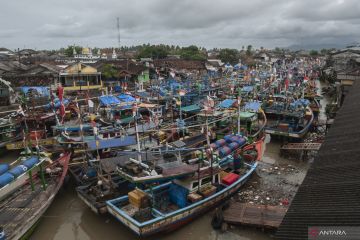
[94,60,148,90]
[58,62,103,92]
[73,47,107,64]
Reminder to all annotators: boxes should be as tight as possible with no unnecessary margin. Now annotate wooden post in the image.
[29,170,35,191]
[39,164,47,190]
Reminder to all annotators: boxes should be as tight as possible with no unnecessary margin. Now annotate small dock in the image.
[222,203,288,229]
[280,143,322,151]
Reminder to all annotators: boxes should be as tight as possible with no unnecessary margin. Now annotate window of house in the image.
[201,177,211,186]
[213,174,219,184]
[192,181,199,190]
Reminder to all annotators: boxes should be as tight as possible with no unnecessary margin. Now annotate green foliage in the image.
[309,50,319,56]
[218,48,239,65]
[64,45,82,57]
[179,45,206,60]
[246,45,253,56]
[137,45,169,59]
[101,64,118,79]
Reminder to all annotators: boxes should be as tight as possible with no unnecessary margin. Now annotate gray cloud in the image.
[0,0,359,50]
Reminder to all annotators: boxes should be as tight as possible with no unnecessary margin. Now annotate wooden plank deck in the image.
[281,142,322,151]
[223,203,288,229]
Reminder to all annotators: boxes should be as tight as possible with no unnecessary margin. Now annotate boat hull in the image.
[1,153,70,240]
[107,162,257,237]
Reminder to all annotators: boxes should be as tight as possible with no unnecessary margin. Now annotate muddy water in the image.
[30,144,279,240]
[30,184,272,240]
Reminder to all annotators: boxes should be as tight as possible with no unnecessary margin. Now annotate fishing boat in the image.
[106,136,264,236]
[0,150,50,201]
[263,95,314,139]
[0,116,21,148]
[0,152,71,240]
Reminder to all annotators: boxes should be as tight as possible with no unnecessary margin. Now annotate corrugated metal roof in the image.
[276,80,360,239]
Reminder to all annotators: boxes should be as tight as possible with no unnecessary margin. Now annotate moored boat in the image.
[0,152,71,239]
[106,137,264,236]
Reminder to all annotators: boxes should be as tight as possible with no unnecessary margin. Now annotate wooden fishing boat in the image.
[76,133,259,215]
[106,157,258,236]
[106,137,264,236]
[263,96,314,139]
[0,152,70,240]
[0,117,21,148]
[0,151,50,201]
[77,176,135,214]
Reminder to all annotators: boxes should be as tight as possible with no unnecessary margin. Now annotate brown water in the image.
[30,185,272,240]
[29,146,277,240]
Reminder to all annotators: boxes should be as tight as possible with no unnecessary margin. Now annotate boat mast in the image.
[133,103,141,162]
[237,96,241,135]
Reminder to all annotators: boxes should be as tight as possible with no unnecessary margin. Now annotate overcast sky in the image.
[1,0,359,50]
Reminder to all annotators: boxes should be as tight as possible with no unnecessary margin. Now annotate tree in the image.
[137,45,169,59]
[179,45,206,60]
[219,48,239,65]
[101,64,118,80]
[309,50,319,56]
[64,45,82,57]
[246,45,253,56]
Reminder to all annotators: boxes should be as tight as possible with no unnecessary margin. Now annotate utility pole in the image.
[117,17,121,50]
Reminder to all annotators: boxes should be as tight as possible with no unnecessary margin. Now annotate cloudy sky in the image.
[1,0,359,50]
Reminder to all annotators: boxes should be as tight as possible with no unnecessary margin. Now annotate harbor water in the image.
[29,150,276,240]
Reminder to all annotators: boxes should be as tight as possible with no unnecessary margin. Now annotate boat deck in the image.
[0,177,57,239]
[222,203,288,229]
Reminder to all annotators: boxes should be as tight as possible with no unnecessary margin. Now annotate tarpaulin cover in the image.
[290,99,310,110]
[136,91,150,98]
[0,172,14,188]
[22,156,39,169]
[117,94,136,102]
[245,102,262,112]
[240,112,256,119]
[8,165,27,177]
[99,95,121,106]
[219,99,236,109]
[20,86,50,97]
[181,104,201,113]
[45,98,69,109]
[0,164,9,176]
[86,136,137,150]
[53,124,93,132]
[242,86,254,93]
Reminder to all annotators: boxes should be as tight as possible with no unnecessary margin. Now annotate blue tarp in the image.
[53,124,94,132]
[219,99,236,109]
[136,91,150,98]
[245,102,262,112]
[242,86,254,93]
[45,98,69,109]
[181,104,201,113]
[87,136,137,150]
[20,87,49,97]
[99,95,121,106]
[290,99,310,110]
[117,94,136,102]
